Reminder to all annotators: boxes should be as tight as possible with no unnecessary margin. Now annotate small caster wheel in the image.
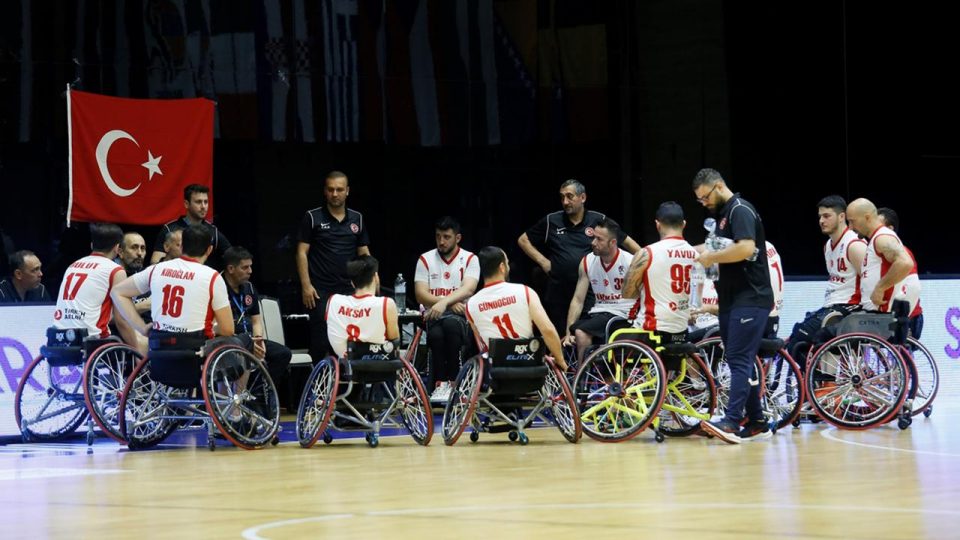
[470,431,479,443]
[897,418,910,430]
[86,431,96,446]
[792,419,801,428]
[655,432,665,443]
[517,433,529,445]
[367,434,379,448]
[508,431,518,442]
[323,433,333,444]
[923,407,932,418]
[208,440,217,451]
[271,435,280,446]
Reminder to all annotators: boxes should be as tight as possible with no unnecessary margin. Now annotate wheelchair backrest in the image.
[836,312,898,340]
[46,326,88,347]
[346,340,399,361]
[487,337,545,367]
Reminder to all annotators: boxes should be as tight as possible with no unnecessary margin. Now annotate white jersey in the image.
[861,226,903,312]
[583,248,634,316]
[53,254,123,338]
[633,237,697,334]
[414,247,480,297]
[465,281,533,351]
[325,294,391,358]
[692,278,719,330]
[132,257,229,338]
[898,247,922,317]
[823,227,864,307]
[766,241,784,317]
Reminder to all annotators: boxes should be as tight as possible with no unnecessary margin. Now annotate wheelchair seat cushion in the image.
[148,350,203,389]
[488,365,549,395]
[758,338,785,355]
[345,358,403,382]
[41,345,85,367]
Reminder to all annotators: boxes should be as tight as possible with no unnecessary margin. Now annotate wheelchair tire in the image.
[441,356,484,446]
[572,341,667,443]
[697,337,765,425]
[761,348,805,431]
[118,358,183,449]
[395,357,433,446]
[14,355,88,441]
[83,343,142,443]
[658,352,716,437]
[202,345,282,450]
[543,358,582,443]
[901,337,939,417]
[296,357,340,449]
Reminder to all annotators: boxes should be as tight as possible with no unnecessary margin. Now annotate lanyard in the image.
[231,291,251,333]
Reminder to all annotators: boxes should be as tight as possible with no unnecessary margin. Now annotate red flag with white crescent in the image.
[67,88,215,225]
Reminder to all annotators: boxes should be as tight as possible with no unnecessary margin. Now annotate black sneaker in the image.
[739,420,772,442]
[700,419,742,444]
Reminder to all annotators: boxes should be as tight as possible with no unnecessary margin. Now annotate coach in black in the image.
[693,168,774,444]
[150,184,231,267]
[518,179,639,335]
[296,171,371,362]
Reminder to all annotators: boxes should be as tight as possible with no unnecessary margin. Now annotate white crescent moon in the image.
[96,130,142,197]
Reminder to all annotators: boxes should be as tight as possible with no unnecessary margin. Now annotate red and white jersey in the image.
[692,278,719,330]
[132,257,229,338]
[632,237,697,334]
[583,248,634,316]
[325,293,391,358]
[766,242,784,317]
[465,281,533,351]
[897,247,922,317]
[414,247,480,297]
[861,226,904,312]
[53,254,123,338]
[823,227,864,307]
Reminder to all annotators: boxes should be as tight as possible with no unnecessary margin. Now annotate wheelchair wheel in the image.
[395,358,433,446]
[761,349,805,431]
[118,358,185,449]
[83,343,142,443]
[441,356,484,446]
[296,357,340,448]
[658,353,716,437]
[901,338,939,417]
[573,341,667,442]
[14,355,88,441]
[202,346,281,449]
[806,333,909,430]
[543,358,582,443]
[697,337,764,422]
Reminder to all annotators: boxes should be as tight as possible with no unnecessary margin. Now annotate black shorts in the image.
[569,312,624,340]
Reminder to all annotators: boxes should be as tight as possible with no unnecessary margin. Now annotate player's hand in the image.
[302,284,320,310]
[425,299,448,321]
[252,336,266,359]
[539,260,552,275]
[695,251,714,268]
[561,334,576,347]
[870,288,885,309]
[450,302,467,315]
[549,355,569,372]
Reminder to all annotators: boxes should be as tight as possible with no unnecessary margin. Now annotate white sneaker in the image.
[430,382,452,403]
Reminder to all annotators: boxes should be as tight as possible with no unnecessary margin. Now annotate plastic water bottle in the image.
[689,263,705,309]
[703,218,721,281]
[394,274,406,313]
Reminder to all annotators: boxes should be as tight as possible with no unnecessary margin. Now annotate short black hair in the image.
[9,250,36,272]
[435,216,461,234]
[595,217,621,240]
[346,255,378,288]
[223,246,253,268]
[655,201,685,228]
[90,223,124,252]
[181,224,212,257]
[692,168,723,190]
[326,170,348,183]
[477,246,506,279]
[184,184,209,202]
[877,207,899,231]
[817,195,847,214]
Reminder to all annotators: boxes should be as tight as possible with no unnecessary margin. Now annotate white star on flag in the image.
[141,150,163,181]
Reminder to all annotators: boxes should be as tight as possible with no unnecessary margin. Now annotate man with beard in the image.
[150,184,231,267]
[118,232,147,275]
[518,179,640,336]
[414,216,480,402]
[297,170,371,362]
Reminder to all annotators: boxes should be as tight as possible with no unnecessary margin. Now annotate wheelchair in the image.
[441,337,580,446]
[296,340,433,448]
[14,327,141,445]
[118,332,281,450]
[900,336,938,418]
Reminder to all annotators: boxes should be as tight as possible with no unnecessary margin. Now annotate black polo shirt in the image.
[299,206,370,293]
[225,278,260,335]
[714,194,774,312]
[153,217,231,267]
[525,210,627,287]
[0,279,50,303]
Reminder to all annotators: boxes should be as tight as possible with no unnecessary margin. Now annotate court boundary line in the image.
[819,427,960,458]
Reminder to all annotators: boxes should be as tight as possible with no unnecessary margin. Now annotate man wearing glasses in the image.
[692,168,774,444]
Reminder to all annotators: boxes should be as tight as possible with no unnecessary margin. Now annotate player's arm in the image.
[357,245,371,257]
[250,313,266,358]
[211,275,235,337]
[528,289,567,371]
[296,241,319,309]
[385,298,400,341]
[149,227,168,264]
[563,263,591,344]
[111,275,150,336]
[517,232,551,274]
[870,236,913,305]
[848,240,867,275]
[622,248,650,299]
[697,239,756,267]
[621,236,641,254]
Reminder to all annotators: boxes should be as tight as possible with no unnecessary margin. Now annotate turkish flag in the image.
[67,88,215,225]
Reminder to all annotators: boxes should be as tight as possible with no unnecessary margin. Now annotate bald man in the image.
[845,198,913,312]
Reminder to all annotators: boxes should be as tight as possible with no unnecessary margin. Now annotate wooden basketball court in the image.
[2,405,958,540]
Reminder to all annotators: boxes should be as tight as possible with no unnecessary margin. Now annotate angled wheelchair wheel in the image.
[202,346,281,449]
[697,337,764,422]
[573,341,667,442]
[902,338,939,417]
[83,343,142,443]
[394,358,433,446]
[658,352,716,437]
[806,333,909,430]
[296,357,340,448]
[14,355,88,441]
[542,358,582,443]
[441,356,484,446]
[119,358,185,449]
[761,349,805,431]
